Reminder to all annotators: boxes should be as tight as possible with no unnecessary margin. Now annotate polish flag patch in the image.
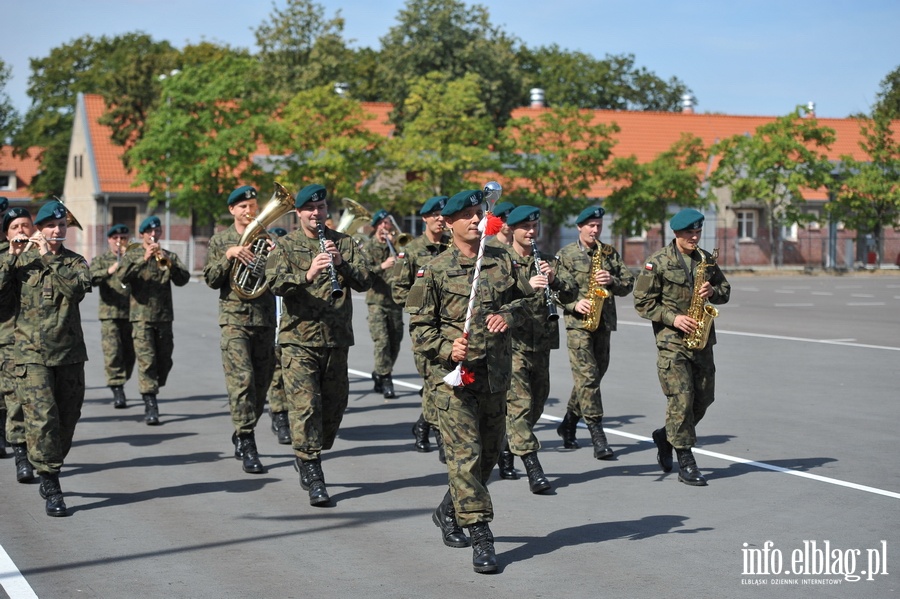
[644,262,654,271]
[416,268,426,278]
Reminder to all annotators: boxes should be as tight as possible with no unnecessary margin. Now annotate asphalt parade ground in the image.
[1,273,898,599]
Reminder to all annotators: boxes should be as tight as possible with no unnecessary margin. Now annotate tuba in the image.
[336,198,371,235]
[582,244,614,332]
[230,182,295,300]
[683,248,720,351]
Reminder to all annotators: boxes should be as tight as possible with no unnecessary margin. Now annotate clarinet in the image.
[317,221,344,300]
[530,239,559,321]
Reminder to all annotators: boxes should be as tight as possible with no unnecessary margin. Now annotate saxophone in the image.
[684,248,720,350]
[582,244,614,332]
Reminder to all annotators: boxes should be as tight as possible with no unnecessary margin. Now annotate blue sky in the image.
[3,0,898,118]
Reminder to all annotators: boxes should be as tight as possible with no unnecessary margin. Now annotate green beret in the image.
[268,227,288,237]
[419,196,448,216]
[670,208,704,232]
[370,209,389,227]
[228,185,257,206]
[0,197,8,212]
[492,201,515,220]
[34,200,68,226]
[3,207,30,232]
[576,206,605,226]
[441,190,483,217]
[139,215,162,233]
[507,205,540,227]
[107,223,129,237]
[295,184,327,208]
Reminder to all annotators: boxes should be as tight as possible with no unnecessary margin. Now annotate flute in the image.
[316,221,344,300]
[530,239,559,322]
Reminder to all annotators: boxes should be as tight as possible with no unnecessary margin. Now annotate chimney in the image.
[334,82,349,97]
[805,101,816,117]
[529,88,546,108]
[681,93,696,114]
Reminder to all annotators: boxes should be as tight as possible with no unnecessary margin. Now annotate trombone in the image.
[385,214,411,257]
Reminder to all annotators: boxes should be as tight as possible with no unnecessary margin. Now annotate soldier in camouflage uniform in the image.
[391,196,450,456]
[266,227,291,446]
[265,184,371,506]
[203,186,276,474]
[487,201,515,247]
[496,206,577,493]
[119,215,191,425]
[407,190,534,574]
[0,196,10,459]
[0,201,91,517]
[556,206,635,459]
[361,209,403,399]
[89,224,135,409]
[2,205,36,482]
[633,209,730,486]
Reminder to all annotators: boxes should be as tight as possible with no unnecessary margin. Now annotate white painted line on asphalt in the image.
[348,368,422,390]
[0,543,38,599]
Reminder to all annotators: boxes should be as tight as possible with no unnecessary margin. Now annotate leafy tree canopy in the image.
[873,64,900,119]
[0,59,19,143]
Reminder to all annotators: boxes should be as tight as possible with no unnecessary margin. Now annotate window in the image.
[782,223,798,241]
[111,206,138,237]
[736,210,757,240]
[0,174,12,190]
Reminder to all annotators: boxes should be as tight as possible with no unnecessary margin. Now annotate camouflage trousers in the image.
[267,344,288,414]
[132,321,174,395]
[368,305,404,375]
[657,345,716,448]
[505,348,551,455]
[566,328,611,422]
[436,363,506,527]
[220,324,276,434]
[15,362,85,474]
[281,344,349,461]
[412,341,439,428]
[100,318,135,387]
[1,353,26,444]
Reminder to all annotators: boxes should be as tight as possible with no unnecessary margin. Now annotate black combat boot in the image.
[234,432,264,474]
[497,443,518,480]
[433,427,446,464]
[111,385,127,409]
[521,452,551,494]
[142,394,159,425]
[469,522,498,574]
[586,420,614,460]
[270,411,291,445]
[295,458,330,506]
[675,448,707,486]
[38,472,67,517]
[13,444,34,483]
[652,427,673,473]
[0,411,7,458]
[371,371,384,394]
[411,414,431,452]
[556,410,580,450]
[382,373,396,399]
[432,491,469,548]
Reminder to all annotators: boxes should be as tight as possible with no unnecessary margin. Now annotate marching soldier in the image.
[266,184,371,506]
[203,186,277,474]
[118,216,191,425]
[266,227,291,445]
[0,201,91,516]
[0,196,9,458]
[391,196,451,457]
[633,209,730,486]
[89,224,136,408]
[487,201,515,247]
[497,205,577,492]
[408,189,533,574]
[556,206,634,459]
[361,209,403,399]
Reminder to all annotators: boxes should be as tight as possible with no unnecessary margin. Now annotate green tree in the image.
[605,133,709,246]
[828,114,900,267]
[378,0,524,130]
[382,71,498,214]
[872,65,900,119]
[517,45,691,111]
[128,54,275,225]
[0,59,19,143]
[709,107,836,266]
[263,84,385,204]
[499,105,619,248]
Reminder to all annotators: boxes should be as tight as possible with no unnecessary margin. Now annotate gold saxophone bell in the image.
[583,244,614,332]
[336,198,371,235]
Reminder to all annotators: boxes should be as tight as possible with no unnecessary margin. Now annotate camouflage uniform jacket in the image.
[556,240,635,332]
[407,244,534,393]
[202,225,276,327]
[265,227,371,348]
[505,247,578,352]
[361,236,400,308]
[633,242,730,350]
[0,247,90,366]
[390,232,451,308]
[89,250,131,320]
[118,246,191,323]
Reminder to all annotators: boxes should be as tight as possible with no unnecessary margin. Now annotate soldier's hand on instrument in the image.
[144,243,159,262]
[698,281,714,299]
[306,253,331,281]
[381,256,397,270]
[537,260,556,283]
[226,245,256,265]
[485,313,509,333]
[108,262,119,275]
[451,336,469,362]
[574,299,592,315]
[529,274,549,291]
[321,239,343,266]
[594,270,612,286]
[674,314,698,334]
[30,232,49,254]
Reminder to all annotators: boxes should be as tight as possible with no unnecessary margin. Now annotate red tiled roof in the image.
[0,146,42,199]
[83,94,149,194]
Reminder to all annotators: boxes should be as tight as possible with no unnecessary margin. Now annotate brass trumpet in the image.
[153,248,172,270]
